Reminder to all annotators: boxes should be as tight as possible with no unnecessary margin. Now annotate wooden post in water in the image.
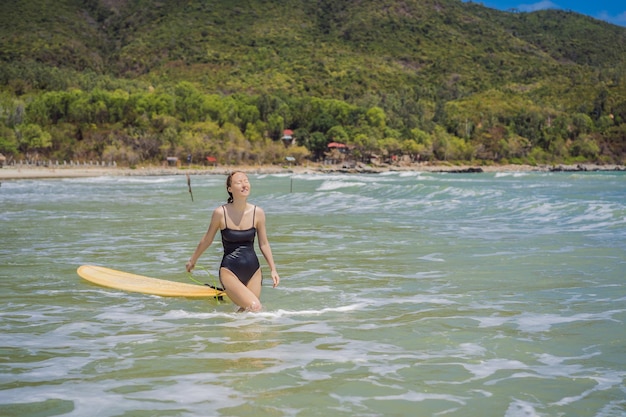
[186,173,194,202]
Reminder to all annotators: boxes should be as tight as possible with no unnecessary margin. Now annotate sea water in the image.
[0,170,624,417]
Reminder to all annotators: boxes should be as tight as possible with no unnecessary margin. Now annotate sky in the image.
[462,0,626,27]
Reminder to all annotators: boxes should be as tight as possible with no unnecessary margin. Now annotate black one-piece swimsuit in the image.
[219,205,260,287]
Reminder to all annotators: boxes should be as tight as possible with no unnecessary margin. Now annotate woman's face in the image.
[228,172,250,199]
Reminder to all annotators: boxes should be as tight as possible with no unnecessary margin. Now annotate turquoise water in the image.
[1,171,625,417]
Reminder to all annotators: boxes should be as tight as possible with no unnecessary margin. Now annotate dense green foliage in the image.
[1,0,625,166]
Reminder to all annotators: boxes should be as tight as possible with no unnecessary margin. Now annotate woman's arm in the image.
[256,207,280,287]
[186,207,223,272]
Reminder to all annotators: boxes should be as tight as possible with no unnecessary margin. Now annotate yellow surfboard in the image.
[77,265,225,298]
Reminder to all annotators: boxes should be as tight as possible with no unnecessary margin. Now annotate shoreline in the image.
[0,162,624,180]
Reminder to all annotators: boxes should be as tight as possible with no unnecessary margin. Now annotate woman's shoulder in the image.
[252,205,266,220]
[211,205,226,218]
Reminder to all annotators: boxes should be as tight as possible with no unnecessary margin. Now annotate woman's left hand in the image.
[271,270,280,288]
[185,260,195,273]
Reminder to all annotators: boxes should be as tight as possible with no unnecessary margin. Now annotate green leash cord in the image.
[186,265,225,302]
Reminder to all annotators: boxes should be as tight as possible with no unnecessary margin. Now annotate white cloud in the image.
[517,1,558,12]
[600,12,626,26]
[597,10,626,26]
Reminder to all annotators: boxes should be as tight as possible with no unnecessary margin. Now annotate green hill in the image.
[1,0,624,165]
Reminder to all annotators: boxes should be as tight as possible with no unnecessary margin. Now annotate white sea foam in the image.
[495,172,529,178]
[472,309,624,333]
[316,180,366,191]
[161,303,365,322]
[419,253,446,262]
[65,176,178,185]
[464,358,529,380]
[505,399,541,417]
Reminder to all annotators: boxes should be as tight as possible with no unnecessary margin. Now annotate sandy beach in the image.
[0,162,623,180]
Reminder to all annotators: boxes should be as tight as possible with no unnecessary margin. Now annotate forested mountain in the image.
[1,0,625,166]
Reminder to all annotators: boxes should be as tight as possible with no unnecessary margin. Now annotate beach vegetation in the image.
[0,0,625,166]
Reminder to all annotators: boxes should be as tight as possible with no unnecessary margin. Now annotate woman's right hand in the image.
[186,260,195,272]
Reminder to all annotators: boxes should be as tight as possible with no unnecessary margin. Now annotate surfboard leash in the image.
[186,266,225,301]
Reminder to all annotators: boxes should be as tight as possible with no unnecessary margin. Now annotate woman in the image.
[186,171,280,311]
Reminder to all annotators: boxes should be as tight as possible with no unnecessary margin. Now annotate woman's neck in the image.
[230,199,248,211]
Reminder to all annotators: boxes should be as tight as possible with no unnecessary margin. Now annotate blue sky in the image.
[462,0,626,27]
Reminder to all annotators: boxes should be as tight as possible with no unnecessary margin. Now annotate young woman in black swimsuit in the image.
[186,172,280,312]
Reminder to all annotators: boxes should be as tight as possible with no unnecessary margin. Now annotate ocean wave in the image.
[316,180,367,191]
[472,309,624,333]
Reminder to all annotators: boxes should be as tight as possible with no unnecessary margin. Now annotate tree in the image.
[379,137,401,158]
[0,125,18,155]
[220,122,251,165]
[204,94,236,126]
[401,139,421,160]
[432,126,451,161]
[236,103,260,133]
[134,91,175,119]
[267,113,284,141]
[351,133,378,161]
[174,82,204,122]
[179,121,222,162]
[571,113,593,138]
[570,135,600,159]
[304,132,328,160]
[16,124,52,157]
[0,94,25,128]
[327,125,349,143]
[366,106,386,129]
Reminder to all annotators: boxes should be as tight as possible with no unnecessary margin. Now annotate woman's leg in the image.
[220,268,263,312]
